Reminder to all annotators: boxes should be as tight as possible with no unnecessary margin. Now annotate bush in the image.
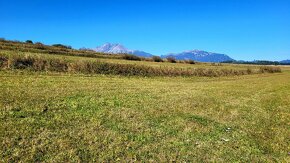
[122,54,141,61]
[211,63,222,66]
[52,44,72,49]
[185,59,195,64]
[259,66,281,73]
[0,53,282,77]
[0,56,8,68]
[143,58,153,62]
[34,42,45,49]
[46,59,68,72]
[246,68,253,74]
[166,57,176,63]
[9,55,35,69]
[152,56,163,62]
[79,48,95,52]
[26,40,33,44]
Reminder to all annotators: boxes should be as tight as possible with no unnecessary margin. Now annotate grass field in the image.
[0,50,267,71]
[0,50,284,76]
[1,69,289,162]
[0,41,289,162]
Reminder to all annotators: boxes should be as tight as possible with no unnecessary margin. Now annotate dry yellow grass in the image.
[0,44,289,161]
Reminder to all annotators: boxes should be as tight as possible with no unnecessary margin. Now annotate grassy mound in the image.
[0,52,281,77]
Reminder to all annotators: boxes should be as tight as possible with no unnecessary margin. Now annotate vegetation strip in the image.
[0,54,281,77]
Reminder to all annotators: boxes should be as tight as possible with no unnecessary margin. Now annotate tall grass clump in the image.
[211,63,222,66]
[122,54,142,61]
[34,42,45,50]
[184,59,196,64]
[166,57,176,63]
[259,66,282,73]
[0,54,282,77]
[8,55,35,69]
[6,55,68,72]
[152,56,163,62]
[0,56,8,68]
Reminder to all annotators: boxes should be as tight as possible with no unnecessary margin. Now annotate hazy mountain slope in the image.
[94,43,153,57]
[162,50,234,62]
[280,60,290,64]
[95,44,236,62]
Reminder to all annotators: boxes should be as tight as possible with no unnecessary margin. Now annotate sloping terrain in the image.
[0,39,289,162]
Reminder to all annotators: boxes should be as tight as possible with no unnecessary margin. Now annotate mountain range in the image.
[161,50,234,62]
[94,43,288,63]
[280,60,290,64]
[94,43,153,58]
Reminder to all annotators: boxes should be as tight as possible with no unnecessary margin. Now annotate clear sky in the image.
[1,0,289,60]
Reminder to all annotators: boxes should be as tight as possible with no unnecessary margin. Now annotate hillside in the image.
[0,39,122,59]
[1,39,287,64]
[0,39,284,77]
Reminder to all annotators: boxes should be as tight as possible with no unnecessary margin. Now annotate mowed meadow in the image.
[0,40,289,162]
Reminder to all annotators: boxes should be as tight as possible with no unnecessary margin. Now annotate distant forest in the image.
[223,60,290,65]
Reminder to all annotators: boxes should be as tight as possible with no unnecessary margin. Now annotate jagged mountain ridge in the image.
[94,43,153,58]
[280,60,290,64]
[94,43,234,62]
[161,50,234,62]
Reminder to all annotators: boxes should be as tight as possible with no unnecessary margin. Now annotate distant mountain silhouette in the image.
[94,43,290,63]
[280,60,290,64]
[162,50,234,62]
[94,43,153,58]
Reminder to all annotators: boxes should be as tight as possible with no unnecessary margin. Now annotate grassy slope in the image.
[1,70,289,162]
[0,50,277,71]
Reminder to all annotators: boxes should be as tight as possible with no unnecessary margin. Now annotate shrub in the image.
[79,48,95,52]
[211,63,222,66]
[259,66,281,73]
[9,55,35,69]
[246,68,253,74]
[0,53,282,77]
[45,59,68,72]
[0,56,8,67]
[166,57,176,63]
[26,40,33,44]
[185,59,195,64]
[33,58,47,71]
[122,54,141,61]
[143,58,153,62]
[52,44,72,49]
[152,56,163,62]
[34,42,45,50]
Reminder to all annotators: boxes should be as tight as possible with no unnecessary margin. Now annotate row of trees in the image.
[222,60,290,65]
[24,40,72,49]
[122,54,196,64]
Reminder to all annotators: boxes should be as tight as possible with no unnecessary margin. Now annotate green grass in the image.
[1,70,289,162]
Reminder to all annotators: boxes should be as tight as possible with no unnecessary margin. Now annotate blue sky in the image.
[1,0,289,60]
